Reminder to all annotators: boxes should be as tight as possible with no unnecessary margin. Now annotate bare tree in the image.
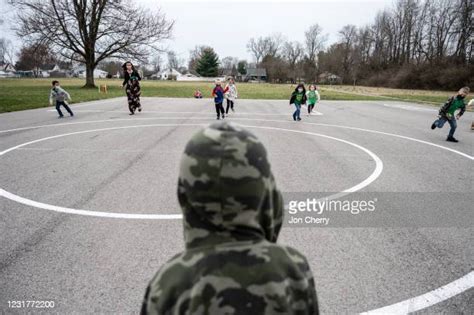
[13,0,174,87]
[167,51,181,70]
[338,25,358,81]
[150,53,163,73]
[283,41,303,82]
[265,33,284,58]
[0,38,15,64]
[247,37,267,66]
[304,24,327,62]
[221,56,239,70]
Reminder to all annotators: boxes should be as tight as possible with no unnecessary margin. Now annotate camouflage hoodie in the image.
[141,122,318,315]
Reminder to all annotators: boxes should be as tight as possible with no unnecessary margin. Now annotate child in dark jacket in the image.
[431,86,469,142]
[289,84,307,121]
[212,80,225,120]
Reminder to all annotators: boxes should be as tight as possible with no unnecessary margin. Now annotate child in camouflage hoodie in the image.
[141,122,319,315]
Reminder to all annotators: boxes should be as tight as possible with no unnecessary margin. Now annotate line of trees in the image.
[244,26,327,84]
[6,0,472,89]
[319,0,473,89]
[245,0,472,89]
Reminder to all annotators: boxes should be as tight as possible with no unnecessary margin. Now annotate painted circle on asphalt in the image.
[1,115,473,313]
[0,123,383,219]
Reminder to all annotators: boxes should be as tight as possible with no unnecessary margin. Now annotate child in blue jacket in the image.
[212,80,225,120]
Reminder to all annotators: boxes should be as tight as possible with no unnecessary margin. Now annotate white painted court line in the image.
[238,124,383,203]
[361,271,474,314]
[1,118,473,313]
[0,123,381,219]
[1,117,471,160]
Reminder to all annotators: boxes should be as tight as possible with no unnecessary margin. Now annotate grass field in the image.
[0,78,463,113]
[323,85,460,105]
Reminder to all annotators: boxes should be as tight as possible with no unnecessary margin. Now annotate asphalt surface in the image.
[0,97,473,314]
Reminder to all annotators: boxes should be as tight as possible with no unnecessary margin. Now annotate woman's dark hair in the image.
[122,61,135,71]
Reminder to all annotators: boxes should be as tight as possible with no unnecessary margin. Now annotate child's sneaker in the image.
[216,116,220,120]
[58,115,64,119]
[446,136,458,142]
[431,122,436,129]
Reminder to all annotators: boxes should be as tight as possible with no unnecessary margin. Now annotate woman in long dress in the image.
[122,61,142,115]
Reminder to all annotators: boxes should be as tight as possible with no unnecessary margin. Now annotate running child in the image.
[212,80,225,120]
[431,86,469,142]
[49,80,74,118]
[224,78,238,114]
[306,84,320,115]
[289,84,306,121]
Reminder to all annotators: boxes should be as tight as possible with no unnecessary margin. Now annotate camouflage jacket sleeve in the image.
[439,96,454,116]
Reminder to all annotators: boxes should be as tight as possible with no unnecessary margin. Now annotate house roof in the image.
[0,63,15,72]
[246,68,267,77]
[158,68,182,76]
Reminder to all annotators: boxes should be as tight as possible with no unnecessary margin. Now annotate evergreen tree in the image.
[196,48,219,77]
[237,60,247,75]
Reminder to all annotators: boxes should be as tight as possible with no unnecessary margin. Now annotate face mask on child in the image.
[298,88,303,92]
[457,95,465,100]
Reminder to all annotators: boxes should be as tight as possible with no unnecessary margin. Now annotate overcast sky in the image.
[1,0,394,63]
[147,0,393,63]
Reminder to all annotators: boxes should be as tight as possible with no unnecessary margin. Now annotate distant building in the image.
[0,62,17,78]
[241,68,267,82]
[318,72,342,85]
[152,68,183,80]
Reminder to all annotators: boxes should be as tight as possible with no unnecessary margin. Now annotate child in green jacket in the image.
[431,86,469,142]
[306,84,320,115]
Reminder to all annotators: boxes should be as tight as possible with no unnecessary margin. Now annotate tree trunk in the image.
[84,62,96,88]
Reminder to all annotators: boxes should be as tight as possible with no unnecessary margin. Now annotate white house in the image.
[79,69,108,78]
[152,68,182,80]
[0,63,17,77]
[0,70,16,78]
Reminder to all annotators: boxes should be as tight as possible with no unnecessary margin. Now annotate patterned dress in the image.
[123,70,142,114]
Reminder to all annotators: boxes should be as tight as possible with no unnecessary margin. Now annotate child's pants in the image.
[226,99,234,113]
[56,101,74,117]
[215,102,225,118]
[308,103,315,113]
[293,104,301,120]
[434,117,457,137]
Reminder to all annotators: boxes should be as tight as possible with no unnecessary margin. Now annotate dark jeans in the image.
[292,104,301,120]
[226,99,234,113]
[56,101,73,116]
[308,104,315,113]
[435,117,457,137]
[215,102,225,118]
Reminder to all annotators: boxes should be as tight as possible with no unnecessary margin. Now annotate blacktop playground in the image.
[1,97,473,313]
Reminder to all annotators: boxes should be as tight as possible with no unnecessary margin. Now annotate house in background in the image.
[318,72,342,85]
[239,68,267,82]
[72,65,108,78]
[0,62,17,77]
[152,68,183,80]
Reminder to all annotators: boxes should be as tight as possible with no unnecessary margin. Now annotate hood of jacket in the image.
[177,122,283,249]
